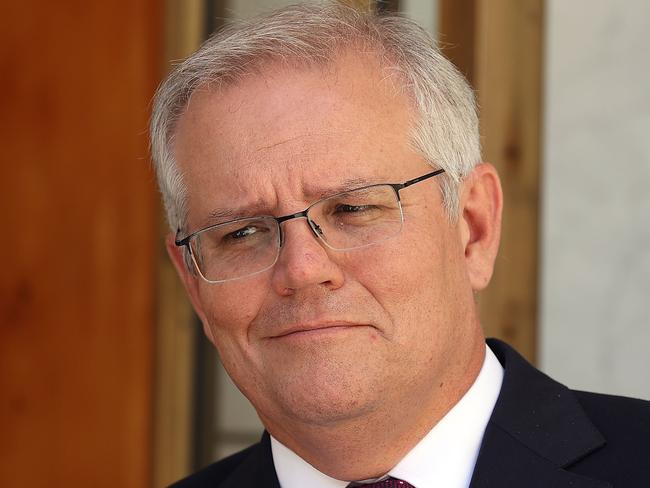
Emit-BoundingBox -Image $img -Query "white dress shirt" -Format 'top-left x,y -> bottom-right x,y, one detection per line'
271,344 -> 504,488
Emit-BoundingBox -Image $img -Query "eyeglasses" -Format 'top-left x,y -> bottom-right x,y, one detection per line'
175,168 -> 445,284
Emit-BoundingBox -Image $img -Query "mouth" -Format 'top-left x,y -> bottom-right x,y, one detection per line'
269,322 -> 369,340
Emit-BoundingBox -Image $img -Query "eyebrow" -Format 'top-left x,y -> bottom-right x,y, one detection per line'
202,175 -> 386,227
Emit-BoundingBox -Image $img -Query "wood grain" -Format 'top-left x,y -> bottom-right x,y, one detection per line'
0,1 -> 162,486
438,0 -> 476,84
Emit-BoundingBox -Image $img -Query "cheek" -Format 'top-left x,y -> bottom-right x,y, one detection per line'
352,223 -> 454,293
197,277 -> 269,345
343,220 -> 465,334
341,238 -> 439,320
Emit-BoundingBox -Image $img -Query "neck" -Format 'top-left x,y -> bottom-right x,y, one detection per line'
262,332 -> 486,481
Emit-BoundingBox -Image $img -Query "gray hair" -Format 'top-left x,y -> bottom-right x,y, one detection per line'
150,1 -> 481,232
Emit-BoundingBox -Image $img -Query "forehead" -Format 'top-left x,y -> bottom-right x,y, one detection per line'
173,53 -> 422,227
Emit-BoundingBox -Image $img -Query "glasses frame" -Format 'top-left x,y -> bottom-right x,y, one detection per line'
175,168 -> 445,283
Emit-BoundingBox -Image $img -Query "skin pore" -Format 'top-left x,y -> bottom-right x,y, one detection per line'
167,51 -> 503,481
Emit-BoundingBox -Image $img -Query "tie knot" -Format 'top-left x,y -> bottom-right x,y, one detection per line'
349,477 -> 415,488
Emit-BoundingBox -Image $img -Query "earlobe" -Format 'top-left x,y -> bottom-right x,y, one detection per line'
459,163 -> 503,291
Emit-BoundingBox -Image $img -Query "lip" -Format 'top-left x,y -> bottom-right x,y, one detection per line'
268,321 -> 368,339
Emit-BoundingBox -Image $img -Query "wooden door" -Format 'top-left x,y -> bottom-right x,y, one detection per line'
0,1 -> 162,486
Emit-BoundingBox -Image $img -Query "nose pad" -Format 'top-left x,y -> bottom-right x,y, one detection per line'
311,221 -> 324,237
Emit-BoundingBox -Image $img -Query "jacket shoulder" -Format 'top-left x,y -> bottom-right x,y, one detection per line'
482,339 -> 650,486
570,390 -> 650,484
168,443 -> 258,488
574,389 -> 650,446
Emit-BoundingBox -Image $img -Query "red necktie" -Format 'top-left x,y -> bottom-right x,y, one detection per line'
348,478 -> 415,488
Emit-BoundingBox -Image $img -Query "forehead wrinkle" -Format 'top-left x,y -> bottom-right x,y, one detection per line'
302,175 -> 385,201
256,133 -> 315,152
199,173 -> 387,229
254,129 -> 354,152
204,201 -> 269,225
200,189 -> 280,227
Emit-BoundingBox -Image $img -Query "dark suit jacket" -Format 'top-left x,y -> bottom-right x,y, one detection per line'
170,339 -> 650,487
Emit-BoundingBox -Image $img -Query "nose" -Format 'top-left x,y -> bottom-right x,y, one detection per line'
270,217 -> 345,295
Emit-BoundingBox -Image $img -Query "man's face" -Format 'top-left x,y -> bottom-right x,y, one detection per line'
170,54 -> 488,433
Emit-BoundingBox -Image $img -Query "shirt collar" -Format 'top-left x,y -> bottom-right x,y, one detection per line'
271,343 -> 504,488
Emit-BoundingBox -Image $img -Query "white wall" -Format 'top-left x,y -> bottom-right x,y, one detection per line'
224,0 -> 297,18
541,0 -> 650,400
400,0 -> 437,34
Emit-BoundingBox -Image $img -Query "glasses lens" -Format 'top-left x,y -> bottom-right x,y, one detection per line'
190,217 -> 280,282
308,185 -> 403,250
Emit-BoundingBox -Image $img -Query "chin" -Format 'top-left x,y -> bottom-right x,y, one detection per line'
266,365 -> 384,427
281,390 -> 377,427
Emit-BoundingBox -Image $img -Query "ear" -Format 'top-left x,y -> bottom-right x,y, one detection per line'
165,233 -> 210,327
458,163 -> 503,291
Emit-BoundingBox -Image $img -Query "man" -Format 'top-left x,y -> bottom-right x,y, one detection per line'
150,3 -> 649,487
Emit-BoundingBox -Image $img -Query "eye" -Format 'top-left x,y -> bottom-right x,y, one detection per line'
334,204 -> 375,214
226,225 -> 265,241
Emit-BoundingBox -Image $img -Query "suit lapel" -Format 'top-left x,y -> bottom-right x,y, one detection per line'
470,340 -> 611,487
220,432 -> 281,488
